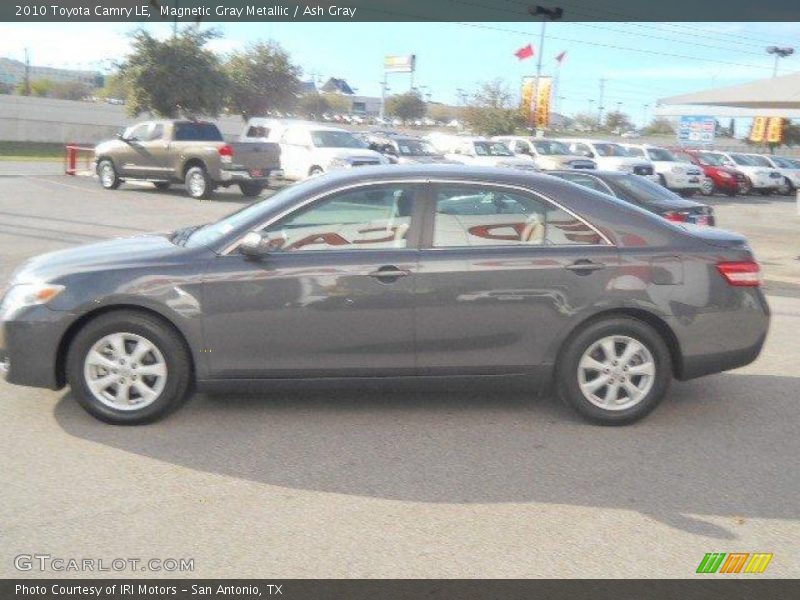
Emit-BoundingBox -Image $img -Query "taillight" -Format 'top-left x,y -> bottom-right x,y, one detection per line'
218,144 -> 234,163
662,211 -> 688,222
716,261 -> 761,287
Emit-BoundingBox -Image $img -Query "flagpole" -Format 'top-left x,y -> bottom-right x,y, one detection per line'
553,60 -> 561,116
534,20 -> 546,137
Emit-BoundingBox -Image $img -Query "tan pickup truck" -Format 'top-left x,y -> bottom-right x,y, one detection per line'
94,120 -> 281,199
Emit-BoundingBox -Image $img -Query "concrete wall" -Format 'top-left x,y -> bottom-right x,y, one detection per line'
0,95 -> 249,145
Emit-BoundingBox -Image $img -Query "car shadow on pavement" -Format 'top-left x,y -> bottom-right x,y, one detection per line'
54,372 -> 799,539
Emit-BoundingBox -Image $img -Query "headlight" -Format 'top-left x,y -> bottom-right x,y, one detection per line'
0,283 -> 65,316
718,171 -> 732,179
328,157 -> 350,169
670,165 -> 684,174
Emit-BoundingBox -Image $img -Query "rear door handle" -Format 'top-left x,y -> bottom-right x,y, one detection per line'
368,265 -> 411,282
565,260 -> 606,274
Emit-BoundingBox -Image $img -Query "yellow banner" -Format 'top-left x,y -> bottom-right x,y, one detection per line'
749,116 -> 768,142
521,76 -> 552,128
766,117 -> 784,143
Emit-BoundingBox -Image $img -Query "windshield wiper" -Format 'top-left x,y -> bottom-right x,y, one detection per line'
170,225 -> 202,246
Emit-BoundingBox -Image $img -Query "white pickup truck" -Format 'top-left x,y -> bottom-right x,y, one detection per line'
621,144 -> 704,196
557,138 -> 657,181
241,119 -> 388,180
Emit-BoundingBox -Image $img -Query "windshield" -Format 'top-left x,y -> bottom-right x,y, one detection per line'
730,153 -> 758,166
697,152 -> 727,167
594,143 -> 629,157
613,173 -> 682,203
646,148 -> 676,162
532,140 -> 570,155
311,130 -> 365,148
773,156 -> 799,168
742,154 -> 772,167
473,141 -> 513,156
396,139 -> 438,156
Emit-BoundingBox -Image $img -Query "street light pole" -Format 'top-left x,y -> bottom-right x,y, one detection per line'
766,46 -> 794,77
528,5 -> 563,136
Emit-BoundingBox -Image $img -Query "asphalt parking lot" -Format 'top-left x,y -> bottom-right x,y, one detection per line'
1,164 -> 799,578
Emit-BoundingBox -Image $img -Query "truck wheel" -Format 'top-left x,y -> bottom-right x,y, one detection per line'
239,182 -> 265,197
777,177 -> 793,196
97,159 -> 121,190
658,174 -> 667,188
66,310 -> 193,425
185,166 -> 213,200
153,182 -> 171,191
556,317 -> 671,425
680,189 -> 697,198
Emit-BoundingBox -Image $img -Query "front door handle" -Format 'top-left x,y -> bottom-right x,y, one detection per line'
368,265 -> 411,283
565,260 -> 606,275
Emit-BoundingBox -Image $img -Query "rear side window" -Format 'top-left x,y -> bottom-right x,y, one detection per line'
246,125 -> 270,138
432,185 -> 604,247
173,122 -> 223,142
556,173 -> 613,195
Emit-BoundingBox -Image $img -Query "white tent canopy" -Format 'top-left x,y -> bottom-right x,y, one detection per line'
657,71 -> 800,112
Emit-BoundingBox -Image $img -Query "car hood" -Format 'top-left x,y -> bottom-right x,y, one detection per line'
597,156 -> 649,167
397,155 -> 459,164
538,155 -> 596,168
8,234 -> 191,284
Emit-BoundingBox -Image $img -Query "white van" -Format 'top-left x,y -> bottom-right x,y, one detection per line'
621,144 -> 704,196
241,119 -> 388,180
557,138 -> 657,181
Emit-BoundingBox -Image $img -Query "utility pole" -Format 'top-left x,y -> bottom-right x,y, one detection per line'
528,5 -> 563,136
642,103 -> 649,128
379,74 -> 388,119
598,78 -> 606,126
22,48 -> 30,96
766,46 -> 794,77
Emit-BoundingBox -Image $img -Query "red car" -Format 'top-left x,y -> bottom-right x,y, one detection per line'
671,148 -> 745,197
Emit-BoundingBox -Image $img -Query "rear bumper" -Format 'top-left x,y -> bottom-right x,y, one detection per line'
668,289 -> 770,380
218,168 -> 283,183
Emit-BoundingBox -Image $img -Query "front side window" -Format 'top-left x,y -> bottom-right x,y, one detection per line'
730,153 -> 756,166
433,185 -> 604,247
533,140 -> 570,155
261,185 -> 416,252
594,143 -> 628,157
124,123 -> 150,141
742,155 -> 771,167
626,147 -> 645,157
646,148 -> 676,162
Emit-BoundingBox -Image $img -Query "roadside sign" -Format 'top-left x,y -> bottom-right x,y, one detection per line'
384,55 -> 416,73
678,115 -> 715,145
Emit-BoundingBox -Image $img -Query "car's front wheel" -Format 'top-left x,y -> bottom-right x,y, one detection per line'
66,311 -> 192,424
97,159 -> 121,190
777,177 -> 793,195
699,177 -> 714,196
738,177 -> 752,195
556,317 -> 671,425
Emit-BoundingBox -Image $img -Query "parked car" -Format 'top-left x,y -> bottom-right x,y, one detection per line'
670,148 -> 744,197
435,137 -> 539,172
550,170 -> 715,226
366,135 -> 457,164
556,138 -> 657,180
740,153 -> 800,196
620,144 -> 703,196
94,120 -> 282,199
241,119 -> 388,180
697,151 -> 782,195
1,165 -> 768,426
492,136 -> 597,170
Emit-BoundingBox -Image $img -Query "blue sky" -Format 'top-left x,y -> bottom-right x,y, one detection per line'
1,21 -> 799,125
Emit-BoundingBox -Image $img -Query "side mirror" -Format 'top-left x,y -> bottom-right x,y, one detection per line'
239,231 -> 271,258
117,132 -> 130,142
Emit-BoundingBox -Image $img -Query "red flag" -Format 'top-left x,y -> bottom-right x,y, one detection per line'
554,51 -> 567,64
514,44 -> 534,60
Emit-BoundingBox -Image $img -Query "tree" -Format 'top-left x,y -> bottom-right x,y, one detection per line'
297,92 -> 330,119
321,93 -> 351,114
18,79 -> 54,97
117,27 -> 228,118
604,110 -> 633,133
571,112 -> 599,132
385,92 -> 426,121
225,41 -> 301,120
97,73 -> 129,102
50,81 -> 92,101
426,103 -> 460,123
643,117 -> 675,135
462,79 -> 522,136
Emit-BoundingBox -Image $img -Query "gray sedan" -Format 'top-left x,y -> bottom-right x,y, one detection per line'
0,165 -> 769,425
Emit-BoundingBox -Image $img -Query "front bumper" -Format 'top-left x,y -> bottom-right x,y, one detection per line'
752,174 -> 781,189
663,172 -> 703,190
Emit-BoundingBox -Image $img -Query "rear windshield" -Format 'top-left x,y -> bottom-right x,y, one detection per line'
174,122 -> 223,141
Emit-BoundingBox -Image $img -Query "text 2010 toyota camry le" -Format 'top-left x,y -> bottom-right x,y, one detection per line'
0,166 -> 769,425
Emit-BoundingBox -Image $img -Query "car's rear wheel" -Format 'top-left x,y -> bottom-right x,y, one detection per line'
97,159 -> 121,190
66,311 -> 192,425
556,317 -> 671,425
777,177 -> 793,195
185,165 -> 214,199
239,182 -> 265,197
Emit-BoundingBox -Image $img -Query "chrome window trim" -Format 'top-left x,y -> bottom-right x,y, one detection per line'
220,177 -> 614,255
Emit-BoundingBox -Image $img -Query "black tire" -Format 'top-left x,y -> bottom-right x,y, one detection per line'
239,182 -> 265,197
738,177 -> 752,195
556,317 -> 672,425
699,178 -> 715,196
680,189 -> 697,198
66,310 -> 193,425
153,182 -> 171,191
185,165 -> 214,200
308,166 -> 324,178
97,158 -> 121,190
759,189 -> 774,196
657,174 -> 667,188
724,188 -> 737,197
778,177 -> 793,196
